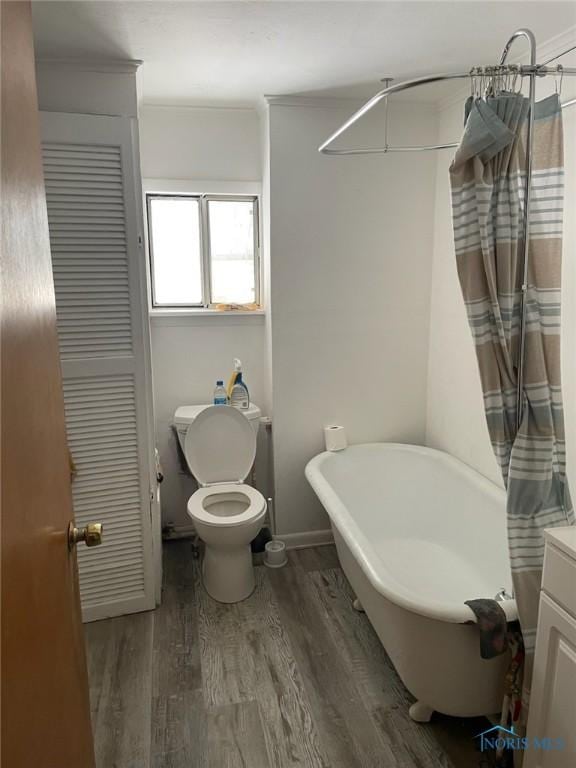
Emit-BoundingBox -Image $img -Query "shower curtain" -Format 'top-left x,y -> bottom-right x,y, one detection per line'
450,92 -> 574,698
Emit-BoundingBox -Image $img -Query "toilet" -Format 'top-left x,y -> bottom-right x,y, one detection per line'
176,404 -> 266,603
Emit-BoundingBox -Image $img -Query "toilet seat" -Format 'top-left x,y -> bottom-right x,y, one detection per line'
183,405 -> 256,486
188,483 -> 266,528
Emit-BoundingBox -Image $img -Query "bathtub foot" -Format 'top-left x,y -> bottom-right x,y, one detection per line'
409,701 -> 434,723
352,598 -> 365,613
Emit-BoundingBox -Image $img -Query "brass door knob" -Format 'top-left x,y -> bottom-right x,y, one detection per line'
68,522 -> 103,550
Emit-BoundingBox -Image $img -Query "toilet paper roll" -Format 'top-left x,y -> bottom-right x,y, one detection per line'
324,425 -> 347,452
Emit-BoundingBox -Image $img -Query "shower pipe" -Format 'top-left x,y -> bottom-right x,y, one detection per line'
319,28 -> 575,431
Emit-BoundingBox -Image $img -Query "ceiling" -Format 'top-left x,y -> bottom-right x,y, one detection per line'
32,1 -> 576,106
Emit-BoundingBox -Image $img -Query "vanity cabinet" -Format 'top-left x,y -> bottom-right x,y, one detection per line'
525,528 -> 576,768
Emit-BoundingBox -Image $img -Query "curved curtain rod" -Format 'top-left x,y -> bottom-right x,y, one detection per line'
317,27 -> 575,433
318,54 -> 576,155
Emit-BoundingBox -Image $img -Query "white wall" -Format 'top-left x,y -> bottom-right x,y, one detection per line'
426,43 -> 576,494
266,99 -> 438,536
139,105 -> 261,181
139,106 -> 265,530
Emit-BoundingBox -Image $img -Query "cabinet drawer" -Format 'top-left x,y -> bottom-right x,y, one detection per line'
542,543 -> 576,619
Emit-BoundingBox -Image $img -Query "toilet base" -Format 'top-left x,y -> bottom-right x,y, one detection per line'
202,544 -> 256,603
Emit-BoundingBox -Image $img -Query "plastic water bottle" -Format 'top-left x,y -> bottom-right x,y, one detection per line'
213,380 -> 228,405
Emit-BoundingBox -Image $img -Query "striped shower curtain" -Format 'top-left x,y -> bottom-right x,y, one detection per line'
450,92 -> 574,689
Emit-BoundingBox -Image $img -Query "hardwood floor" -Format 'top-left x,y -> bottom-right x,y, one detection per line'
84,541 -> 494,768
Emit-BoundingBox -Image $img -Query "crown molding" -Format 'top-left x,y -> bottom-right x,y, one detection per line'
140,102 -> 257,112
264,94 -> 364,109
35,58 -> 143,74
536,25 -> 576,64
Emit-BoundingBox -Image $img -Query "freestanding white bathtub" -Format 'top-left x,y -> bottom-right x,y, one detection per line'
305,442 -> 517,721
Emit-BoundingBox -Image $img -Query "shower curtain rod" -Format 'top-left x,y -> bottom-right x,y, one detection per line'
318,40 -> 576,156
319,28 -> 574,433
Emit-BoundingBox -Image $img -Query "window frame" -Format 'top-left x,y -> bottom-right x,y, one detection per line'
146,192 -> 261,310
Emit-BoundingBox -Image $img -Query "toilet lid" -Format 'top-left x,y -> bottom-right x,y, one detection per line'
183,405 -> 257,486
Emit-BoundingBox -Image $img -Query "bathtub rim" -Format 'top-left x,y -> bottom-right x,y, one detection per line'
305,442 -> 518,625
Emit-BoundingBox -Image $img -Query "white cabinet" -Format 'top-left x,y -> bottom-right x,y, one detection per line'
41,111 -> 159,621
525,528 -> 576,768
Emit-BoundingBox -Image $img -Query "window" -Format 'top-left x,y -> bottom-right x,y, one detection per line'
147,194 -> 260,309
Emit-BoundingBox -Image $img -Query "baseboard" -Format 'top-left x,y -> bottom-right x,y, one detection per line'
273,529 -> 334,550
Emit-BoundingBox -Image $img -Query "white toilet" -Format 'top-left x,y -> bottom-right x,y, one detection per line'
176,404 -> 267,603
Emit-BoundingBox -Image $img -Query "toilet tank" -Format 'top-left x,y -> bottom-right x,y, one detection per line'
173,403 -> 261,454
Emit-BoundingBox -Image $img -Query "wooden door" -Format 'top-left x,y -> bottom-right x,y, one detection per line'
0,3 -> 95,766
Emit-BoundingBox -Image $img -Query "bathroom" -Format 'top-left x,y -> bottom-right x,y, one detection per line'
2,1 -> 576,766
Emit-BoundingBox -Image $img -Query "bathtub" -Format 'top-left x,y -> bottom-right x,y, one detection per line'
305,442 -> 517,721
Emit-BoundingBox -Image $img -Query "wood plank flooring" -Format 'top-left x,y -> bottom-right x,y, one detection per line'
84,541 -> 494,768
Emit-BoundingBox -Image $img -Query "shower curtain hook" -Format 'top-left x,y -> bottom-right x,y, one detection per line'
512,66 -> 519,93
555,65 -> 564,96
484,68 -> 491,99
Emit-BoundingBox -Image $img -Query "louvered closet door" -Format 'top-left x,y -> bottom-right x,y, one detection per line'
41,112 -> 157,622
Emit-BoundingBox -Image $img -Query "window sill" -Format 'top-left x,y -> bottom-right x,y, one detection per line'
149,308 -> 266,327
